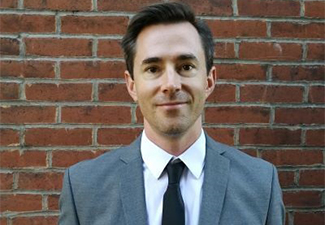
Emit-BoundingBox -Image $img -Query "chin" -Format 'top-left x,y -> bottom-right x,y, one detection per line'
163,128 -> 184,137
159,122 -> 190,137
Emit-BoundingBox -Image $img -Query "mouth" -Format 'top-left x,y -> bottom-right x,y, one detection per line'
156,101 -> 188,110
156,101 -> 187,106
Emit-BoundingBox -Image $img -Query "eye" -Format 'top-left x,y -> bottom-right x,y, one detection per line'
182,64 -> 194,71
145,66 -> 159,74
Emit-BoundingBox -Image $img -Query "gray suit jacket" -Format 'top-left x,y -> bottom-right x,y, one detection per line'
59,134 -> 285,225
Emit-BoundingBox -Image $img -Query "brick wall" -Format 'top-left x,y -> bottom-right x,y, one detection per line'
0,0 -> 324,224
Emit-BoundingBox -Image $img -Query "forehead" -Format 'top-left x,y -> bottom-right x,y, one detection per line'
134,22 -> 205,63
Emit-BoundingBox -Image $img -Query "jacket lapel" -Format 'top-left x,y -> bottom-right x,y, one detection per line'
119,136 -> 148,225
199,135 -> 230,225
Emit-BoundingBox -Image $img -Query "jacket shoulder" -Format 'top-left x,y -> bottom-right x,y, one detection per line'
207,136 -> 273,171
206,135 -> 275,189
68,136 -> 142,179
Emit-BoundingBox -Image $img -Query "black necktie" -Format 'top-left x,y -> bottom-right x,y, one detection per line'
162,160 -> 185,225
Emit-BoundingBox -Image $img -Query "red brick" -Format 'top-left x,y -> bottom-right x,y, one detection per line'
275,108 -> 325,125
204,128 -> 234,145
278,171 -> 295,188
294,212 -> 325,225
25,128 -> 92,146
0,173 -> 13,190
240,85 -> 303,103
306,130 -> 325,147
98,83 -> 132,102
0,129 -> 19,146
307,43 -> 325,61
0,38 -> 19,55
48,195 -> 60,210
262,150 -> 323,166
305,1 -> 325,19
0,61 -> 55,78
283,191 -> 323,208
0,82 -> 19,100
0,15 -> 55,33
0,217 -> 7,225
18,172 -> 63,191
61,106 -> 131,124
0,150 -> 47,168
0,106 -> 56,124
299,170 -> 325,187
98,0 -> 233,16
25,38 -> 92,57
239,42 -> 302,61
97,128 -> 142,145
98,0 -> 161,12
272,65 -> 325,81
52,150 -> 105,167
214,42 -> 235,59
272,22 -> 325,39
205,106 -> 270,124
207,20 -> 266,38
216,64 -> 267,81
0,0 -> 17,8
24,0 -> 91,11
206,84 -> 236,103
309,86 -> 325,103
179,0 -> 233,16
239,128 -> 301,145
0,194 -> 42,212
25,83 -> 92,102
61,61 -> 125,79
238,0 -> 300,17
97,39 -> 123,58
12,216 -> 58,225
61,16 -> 128,35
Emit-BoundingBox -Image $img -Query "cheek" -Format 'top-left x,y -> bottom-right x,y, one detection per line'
188,81 -> 207,97
137,91 -> 153,113
192,85 -> 209,106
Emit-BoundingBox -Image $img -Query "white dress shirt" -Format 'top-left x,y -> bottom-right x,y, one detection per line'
141,130 -> 206,225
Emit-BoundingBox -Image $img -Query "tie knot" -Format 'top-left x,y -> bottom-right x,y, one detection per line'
166,160 -> 185,185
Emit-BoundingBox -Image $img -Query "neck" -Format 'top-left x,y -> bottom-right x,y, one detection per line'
144,118 -> 203,156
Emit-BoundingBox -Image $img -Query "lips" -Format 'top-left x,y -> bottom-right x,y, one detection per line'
156,101 -> 188,106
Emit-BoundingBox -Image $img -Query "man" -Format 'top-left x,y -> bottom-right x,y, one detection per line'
59,2 -> 285,225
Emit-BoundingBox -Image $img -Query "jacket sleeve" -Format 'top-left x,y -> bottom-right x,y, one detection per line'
59,168 -> 80,225
266,165 -> 286,225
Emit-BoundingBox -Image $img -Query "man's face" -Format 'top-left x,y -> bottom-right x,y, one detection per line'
125,22 -> 216,138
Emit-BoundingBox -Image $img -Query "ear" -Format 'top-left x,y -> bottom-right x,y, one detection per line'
205,66 -> 217,99
124,70 -> 138,102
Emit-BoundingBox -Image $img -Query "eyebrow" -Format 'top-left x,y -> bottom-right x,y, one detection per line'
142,57 -> 162,65
176,54 -> 198,62
141,54 -> 198,65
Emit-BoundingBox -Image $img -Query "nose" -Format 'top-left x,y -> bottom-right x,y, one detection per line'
161,67 -> 181,94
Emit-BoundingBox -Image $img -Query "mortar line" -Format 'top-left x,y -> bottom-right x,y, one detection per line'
302,43 -> 308,61
92,0 -> 98,11
266,22 -> 272,38
1,10 -> 325,23
55,13 -> 61,34
232,0 -> 238,16
92,38 -> 98,57
300,0 -> 305,17
18,0 -> 24,9
303,85 -> 310,103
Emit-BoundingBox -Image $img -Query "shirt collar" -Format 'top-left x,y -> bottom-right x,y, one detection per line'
140,129 -> 206,180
